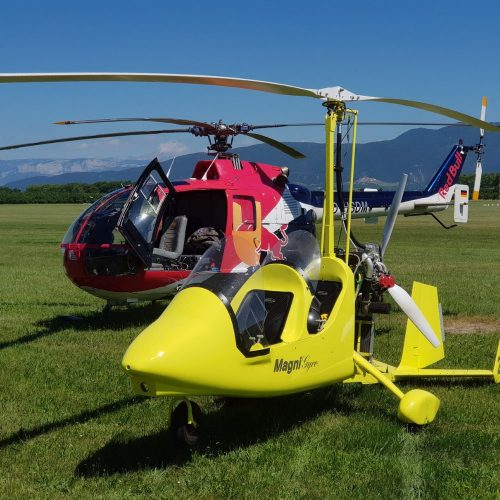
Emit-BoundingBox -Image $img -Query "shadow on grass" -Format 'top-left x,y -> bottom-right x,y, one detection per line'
0,397 -> 144,449
75,386 -> 361,477
0,302 -> 166,351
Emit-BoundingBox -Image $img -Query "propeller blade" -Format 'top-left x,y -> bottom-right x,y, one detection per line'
246,132 -> 305,159
0,128 -> 190,151
381,174 -> 408,257
55,117 -> 212,128
387,284 -> 440,347
0,73 -> 497,131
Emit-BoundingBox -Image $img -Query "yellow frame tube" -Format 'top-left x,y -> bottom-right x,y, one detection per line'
345,110 -> 358,262
321,109 -> 337,258
353,351 -> 404,399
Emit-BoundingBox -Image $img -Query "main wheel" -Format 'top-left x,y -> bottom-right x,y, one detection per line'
170,400 -> 202,446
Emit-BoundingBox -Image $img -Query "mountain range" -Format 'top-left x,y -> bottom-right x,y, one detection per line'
2,125 -> 498,190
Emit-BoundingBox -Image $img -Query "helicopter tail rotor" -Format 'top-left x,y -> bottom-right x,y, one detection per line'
472,96 -> 487,200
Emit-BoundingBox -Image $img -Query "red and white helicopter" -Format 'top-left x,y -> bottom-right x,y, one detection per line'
0,77 -> 486,308
0,116 -> 476,308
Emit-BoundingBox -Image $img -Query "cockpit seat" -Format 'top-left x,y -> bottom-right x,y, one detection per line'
153,215 -> 187,260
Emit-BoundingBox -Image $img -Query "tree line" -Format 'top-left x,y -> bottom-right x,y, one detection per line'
0,174 -> 498,203
458,173 -> 499,200
0,181 -> 131,204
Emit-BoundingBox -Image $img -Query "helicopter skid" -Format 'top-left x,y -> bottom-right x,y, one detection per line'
82,281 -> 181,303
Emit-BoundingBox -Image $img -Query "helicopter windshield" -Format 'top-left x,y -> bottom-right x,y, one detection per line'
61,188 -> 129,245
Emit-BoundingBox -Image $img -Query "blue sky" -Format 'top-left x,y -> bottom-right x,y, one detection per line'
1,0 -> 499,160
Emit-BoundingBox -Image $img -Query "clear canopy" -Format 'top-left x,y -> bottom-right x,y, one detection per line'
182,229 -> 320,301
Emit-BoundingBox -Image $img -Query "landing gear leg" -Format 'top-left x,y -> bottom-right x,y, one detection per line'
353,352 -> 440,425
170,399 -> 202,446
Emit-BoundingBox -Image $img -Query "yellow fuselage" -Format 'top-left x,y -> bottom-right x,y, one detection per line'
122,256 -> 355,397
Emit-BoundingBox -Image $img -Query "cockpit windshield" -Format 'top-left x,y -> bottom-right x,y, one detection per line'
61,188 -> 130,245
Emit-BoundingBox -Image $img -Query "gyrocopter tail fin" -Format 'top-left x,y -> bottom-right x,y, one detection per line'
347,280 -> 499,385
393,281 -> 499,382
398,282 -> 445,369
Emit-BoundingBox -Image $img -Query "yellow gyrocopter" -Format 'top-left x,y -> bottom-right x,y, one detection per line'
1,73 -> 499,443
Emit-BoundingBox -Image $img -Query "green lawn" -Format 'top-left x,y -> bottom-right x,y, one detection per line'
0,203 -> 498,499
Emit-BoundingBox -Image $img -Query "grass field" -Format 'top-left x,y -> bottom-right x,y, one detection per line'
0,203 -> 498,499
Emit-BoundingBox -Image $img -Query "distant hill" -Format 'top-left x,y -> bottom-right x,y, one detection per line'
3,125 -> 499,190
0,158 -> 147,186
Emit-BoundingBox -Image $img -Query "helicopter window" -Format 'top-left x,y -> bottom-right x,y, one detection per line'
126,175 -> 168,244
233,195 -> 255,231
84,246 -> 140,276
235,290 -> 292,351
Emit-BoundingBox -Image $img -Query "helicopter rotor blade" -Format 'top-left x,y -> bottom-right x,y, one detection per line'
381,174 -> 408,257
0,128 -> 190,151
55,117 -> 213,129
387,284 -> 440,347
1,73 -> 498,132
246,132 -> 305,159
473,96 -> 487,200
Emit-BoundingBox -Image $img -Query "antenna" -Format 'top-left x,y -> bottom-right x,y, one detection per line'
166,156 -> 176,177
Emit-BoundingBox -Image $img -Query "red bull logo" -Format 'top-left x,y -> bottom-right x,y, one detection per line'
257,223 -> 289,260
438,151 -> 464,199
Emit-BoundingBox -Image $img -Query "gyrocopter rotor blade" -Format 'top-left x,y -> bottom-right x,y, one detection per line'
381,174 -> 408,257
386,285 -> 441,347
0,128 -> 190,151
1,72 -> 498,131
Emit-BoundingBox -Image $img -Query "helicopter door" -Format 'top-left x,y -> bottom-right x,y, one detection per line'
117,158 -> 176,267
231,195 -> 262,265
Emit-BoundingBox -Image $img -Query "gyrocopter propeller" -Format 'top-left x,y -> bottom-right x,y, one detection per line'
348,173 -> 440,348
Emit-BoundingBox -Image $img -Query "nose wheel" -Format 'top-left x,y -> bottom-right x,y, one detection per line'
170,399 -> 202,446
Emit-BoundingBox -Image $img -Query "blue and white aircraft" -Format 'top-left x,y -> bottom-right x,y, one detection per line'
289,142 -> 471,226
